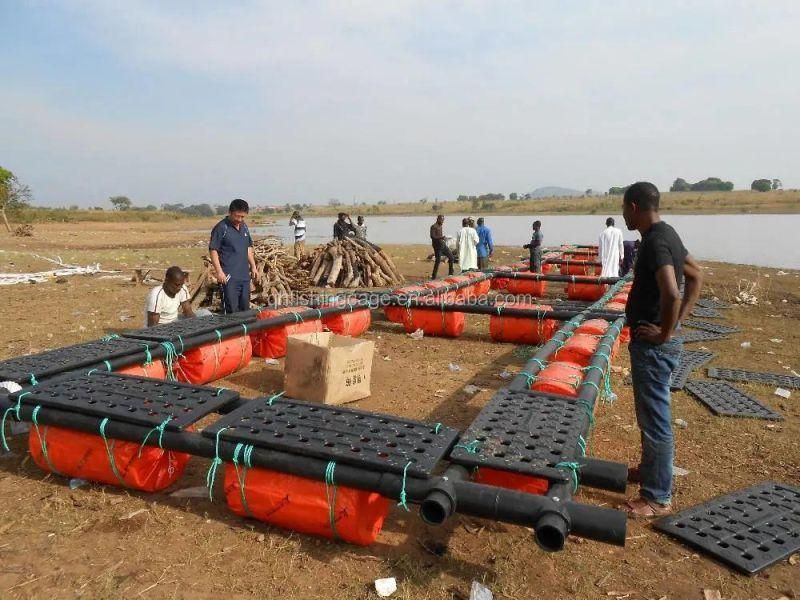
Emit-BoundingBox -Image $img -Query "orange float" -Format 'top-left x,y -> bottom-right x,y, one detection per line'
251,307 -> 324,358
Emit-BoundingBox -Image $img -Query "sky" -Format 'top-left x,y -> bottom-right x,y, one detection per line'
1,1 -> 798,208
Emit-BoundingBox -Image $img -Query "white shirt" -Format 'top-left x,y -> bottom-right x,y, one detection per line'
456,226 -> 480,271
289,218 -> 306,241
598,226 -> 624,277
144,284 -> 190,326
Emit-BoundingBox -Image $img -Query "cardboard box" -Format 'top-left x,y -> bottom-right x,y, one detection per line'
284,332 -> 374,405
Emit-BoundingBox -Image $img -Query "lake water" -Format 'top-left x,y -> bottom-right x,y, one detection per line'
253,214 -> 800,269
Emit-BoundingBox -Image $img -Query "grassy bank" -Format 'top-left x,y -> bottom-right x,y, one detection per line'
6,190 -> 798,226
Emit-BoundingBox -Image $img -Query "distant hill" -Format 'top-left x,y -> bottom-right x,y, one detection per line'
529,186 -> 585,198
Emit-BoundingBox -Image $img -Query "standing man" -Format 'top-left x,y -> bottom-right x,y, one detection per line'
456,217 -> 479,272
209,199 -> 258,314
430,214 -> 454,279
353,215 -> 368,240
333,213 -> 356,240
476,217 -> 493,270
289,211 -> 306,258
598,217 -> 625,277
523,220 -> 543,272
621,182 -> 703,517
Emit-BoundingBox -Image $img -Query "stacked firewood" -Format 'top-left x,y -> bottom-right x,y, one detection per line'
305,238 -> 404,288
192,237 -> 311,309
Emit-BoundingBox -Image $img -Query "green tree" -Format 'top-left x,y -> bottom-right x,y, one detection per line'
509,192 -> 518,201
751,179 -> 772,192
0,166 -> 33,233
772,178 -> 782,190
608,186 -> 629,195
670,178 -> 691,192
109,195 -> 132,211
689,177 -> 733,192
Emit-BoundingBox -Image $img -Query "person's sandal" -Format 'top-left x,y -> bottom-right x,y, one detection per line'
620,497 -> 672,519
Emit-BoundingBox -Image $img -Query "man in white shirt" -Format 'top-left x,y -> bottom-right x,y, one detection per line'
144,267 -> 196,327
289,211 -> 307,258
456,217 -> 480,272
598,217 -> 625,277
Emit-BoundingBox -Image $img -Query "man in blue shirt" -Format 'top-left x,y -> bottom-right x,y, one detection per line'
209,199 -> 258,313
475,217 -> 493,270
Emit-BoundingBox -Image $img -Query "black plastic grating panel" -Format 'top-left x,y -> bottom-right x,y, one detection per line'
692,307 -> 723,319
10,372 -> 239,430
122,311 -> 257,342
684,380 -> 783,421
707,367 -> 800,390
448,389 -> 590,481
0,337 -> 153,384
696,298 -> 731,310
202,397 -> 459,478
683,319 -> 740,335
654,481 -> 800,575
670,351 -> 715,391
674,329 -> 729,344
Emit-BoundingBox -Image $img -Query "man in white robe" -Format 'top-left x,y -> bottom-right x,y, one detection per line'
456,218 -> 479,272
598,217 -> 624,277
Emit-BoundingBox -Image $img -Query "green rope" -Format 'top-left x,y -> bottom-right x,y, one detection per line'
205,427 -> 228,502
101,334 -> 120,342
104,360 -> 112,372
215,329 -> 222,343
324,461 -> 340,539
32,405 -> 61,474
265,391 -> 285,406
433,423 -> 442,434
397,461 -> 413,511
575,399 -> 595,426
29,374 -> 38,386
160,341 -> 180,381
137,416 -> 171,458
177,336 -> 185,354
530,357 -> 547,371
216,387 -> 227,396
142,344 -> 153,366
454,439 -> 480,454
555,461 -> 581,492
577,434 -> 587,457
241,323 -> 248,336
232,443 -> 254,517
1,391 -> 31,452
99,418 -> 127,486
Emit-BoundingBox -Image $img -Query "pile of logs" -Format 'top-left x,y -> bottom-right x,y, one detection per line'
192,237 -> 311,309
305,238 -> 404,288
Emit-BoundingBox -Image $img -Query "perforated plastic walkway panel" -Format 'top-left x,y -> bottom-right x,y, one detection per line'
202,397 -> 459,478
654,481 -> 800,575
696,298 -> 731,310
9,372 -> 239,430
0,337 -> 153,384
448,389 -> 590,481
670,351 -> 715,391
683,320 -> 740,335
691,307 -> 723,319
675,329 -> 729,344
684,380 -> 783,421
123,312 -> 257,342
707,367 -> 800,390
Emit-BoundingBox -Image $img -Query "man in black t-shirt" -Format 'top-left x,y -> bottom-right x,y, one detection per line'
621,182 -> 703,518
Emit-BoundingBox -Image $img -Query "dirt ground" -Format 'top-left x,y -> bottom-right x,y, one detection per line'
0,222 -> 798,600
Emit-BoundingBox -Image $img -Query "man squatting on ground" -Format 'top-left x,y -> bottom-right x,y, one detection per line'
144,266 -> 195,327
209,199 -> 258,314
621,182 -> 703,518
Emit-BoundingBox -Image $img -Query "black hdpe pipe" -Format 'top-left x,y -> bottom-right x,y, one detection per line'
380,300 -> 623,322
490,272 -> 622,285
0,400 -> 626,550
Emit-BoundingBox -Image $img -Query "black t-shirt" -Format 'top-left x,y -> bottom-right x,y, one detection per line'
625,221 -> 688,327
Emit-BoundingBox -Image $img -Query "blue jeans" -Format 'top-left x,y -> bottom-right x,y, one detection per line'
629,336 -> 682,504
221,278 -> 250,314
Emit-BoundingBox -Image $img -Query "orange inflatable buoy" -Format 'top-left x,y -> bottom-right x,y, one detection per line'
444,275 -> 475,300
575,319 -> 609,337
554,333 -> 600,367
251,307 -> 324,358
177,335 -> 252,384
223,465 -> 390,546
322,307 -> 371,337
560,262 -> 598,276
489,302 -> 556,345
503,278 -> 547,297
117,360 -> 167,380
464,272 -> 491,296
29,425 -> 189,491
384,286 -> 428,323
473,467 -> 549,496
401,309 -> 465,338
423,280 -> 457,302
566,282 -> 607,301
529,361 -> 584,397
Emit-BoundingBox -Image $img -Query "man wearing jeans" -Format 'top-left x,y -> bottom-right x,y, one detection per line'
621,182 -> 703,517
209,199 -> 258,314
430,214 -> 455,279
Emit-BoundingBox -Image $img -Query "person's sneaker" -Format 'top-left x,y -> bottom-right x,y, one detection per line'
620,497 -> 672,519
